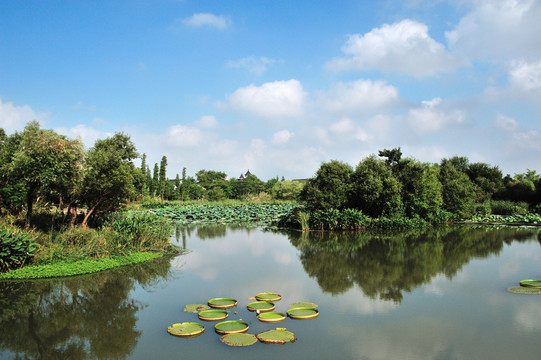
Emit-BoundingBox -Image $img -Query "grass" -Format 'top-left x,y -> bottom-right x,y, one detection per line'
0,251 -> 163,280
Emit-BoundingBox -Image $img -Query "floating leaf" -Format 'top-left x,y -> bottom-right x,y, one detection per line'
215,320 -> 249,335
519,279 -> 541,288
256,328 -> 295,344
289,301 -> 318,309
183,304 -> 210,313
167,322 -> 205,337
255,292 -> 282,302
508,286 -> 541,295
257,312 -> 286,323
220,333 -> 258,347
247,301 -> 275,312
287,307 -> 319,319
198,309 -> 229,321
208,297 -> 237,309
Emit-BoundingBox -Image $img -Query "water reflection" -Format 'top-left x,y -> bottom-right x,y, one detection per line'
287,226 -> 539,302
0,256 -> 172,360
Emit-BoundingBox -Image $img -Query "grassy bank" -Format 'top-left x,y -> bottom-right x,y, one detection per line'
0,252 -> 164,280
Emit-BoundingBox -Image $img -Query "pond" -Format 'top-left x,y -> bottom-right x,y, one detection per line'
1,225 -> 541,359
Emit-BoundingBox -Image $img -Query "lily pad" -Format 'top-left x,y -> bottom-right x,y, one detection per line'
519,279 -> 541,288
220,333 -> 258,347
255,292 -> 282,302
167,322 -> 205,337
247,301 -> 275,312
183,304 -> 210,313
287,307 -> 319,319
508,286 -> 541,294
215,320 -> 249,335
198,309 -> 229,321
289,301 -> 318,309
256,328 -> 295,344
257,311 -> 286,323
208,297 -> 237,309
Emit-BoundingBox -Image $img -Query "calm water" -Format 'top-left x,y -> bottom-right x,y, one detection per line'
1,225 -> 541,360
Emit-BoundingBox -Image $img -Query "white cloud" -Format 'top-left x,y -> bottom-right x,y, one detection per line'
271,129 -> 293,144
243,139 -> 265,170
181,13 -> 231,29
514,130 -> 541,151
226,56 -> 277,75
509,59 -> 541,92
194,115 -> 218,128
0,98 -> 44,134
495,113 -> 519,131
166,124 -> 203,147
55,124 -> 111,148
446,0 -> 541,59
227,79 -> 306,118
318,79 -> 399,114
407,98 -> 465,133
327,19 -> 461,77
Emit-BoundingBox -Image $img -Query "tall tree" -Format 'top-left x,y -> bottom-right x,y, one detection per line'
150,163 -> 159,196
80,133 -> 138,228
159,156 -> 167,200
300,160 -> 353,210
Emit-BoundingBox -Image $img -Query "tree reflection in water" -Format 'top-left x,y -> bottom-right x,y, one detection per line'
288,226 -> 538,303
0,256 -> 172,360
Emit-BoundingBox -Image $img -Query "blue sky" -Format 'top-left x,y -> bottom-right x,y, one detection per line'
1,0 -> 540,180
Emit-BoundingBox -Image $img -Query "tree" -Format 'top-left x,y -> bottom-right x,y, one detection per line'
159,156 -> 167,200
300,160 -> 353,210
6,121 -> 84,219
349,155 -> 403,217
174,174 -> 181,200
439,158 -> 478,218
196,169 -> 230,200
467,162 -> 504,201
271,180 -> 305,200
378,147 -> 402,170
80,133 -> 138,228
150,163 -> 159,196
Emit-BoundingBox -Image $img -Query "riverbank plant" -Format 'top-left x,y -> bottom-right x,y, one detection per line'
0,224 -> 38,271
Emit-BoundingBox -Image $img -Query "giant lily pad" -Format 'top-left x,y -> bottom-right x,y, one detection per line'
247,301 -> 275,312
255,292 -> 282,302
287,307 -> 319,319
183,304 -> 210,313
215,320 -> 249,335
167,322 -> 204,337
519,279 -> 541,288
256,328 -> 295,344
508,286 -> 541,294
208,297 -> 237,309
289,301 -> 317,309
220,333 -> 258,347
257,311 -> 286,323
198,309 -> 229,321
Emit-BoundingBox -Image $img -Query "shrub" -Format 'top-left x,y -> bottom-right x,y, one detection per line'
490,200 -> 528,215
0,226 -> 38,272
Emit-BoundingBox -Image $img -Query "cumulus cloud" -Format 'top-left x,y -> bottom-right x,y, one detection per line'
329,118 -> 370,142
495,113 -> 519,131
166,124 -> 203,147
272,129 -> 293,144
227,79 -> 306,118
407,98 -> 465,133
0,98 -> 44,134
318,79 -> 399,114
55,124 -> 112,148
509,59 -> 541,92
327,19 -> 461,77
226,56 -> 277,75
194,115 -> 218,128
179,13 -> 231,30
446,0 -> 541,60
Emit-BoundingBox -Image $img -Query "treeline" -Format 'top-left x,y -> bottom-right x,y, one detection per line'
287,148 -> 541,230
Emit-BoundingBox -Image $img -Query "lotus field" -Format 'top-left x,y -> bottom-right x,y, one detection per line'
144,203 -> 300,226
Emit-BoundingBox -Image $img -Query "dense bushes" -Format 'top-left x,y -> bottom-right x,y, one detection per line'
0,225 -> 37,271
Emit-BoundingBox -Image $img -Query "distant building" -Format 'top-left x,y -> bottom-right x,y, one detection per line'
238,170 -> 252,181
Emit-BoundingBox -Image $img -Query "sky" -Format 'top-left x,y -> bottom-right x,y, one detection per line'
1,0 -> 540,180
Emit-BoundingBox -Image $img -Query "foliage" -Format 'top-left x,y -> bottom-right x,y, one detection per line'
468,213 -> 541,225
0,252 -> 163,279
439,158 -> 478,218
0,225 -> 38,272
300,160 -> 353,210
490,200 -> 529,215
271,180 -> 305,200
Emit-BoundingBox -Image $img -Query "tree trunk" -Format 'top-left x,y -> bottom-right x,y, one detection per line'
81,199 -> 102,229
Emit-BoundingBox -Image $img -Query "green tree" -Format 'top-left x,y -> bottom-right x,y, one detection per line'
349,155 -> 403,217
80,133 -> 138,228
467,162 -> 504,201
271,180 -> 305,200
230,174 -> 265,199
300,160 -> 353,210
196,169 -> 230,200
150,163 -> 159,196
159,156 -> 167,200
181,167 -> 188,201
439,158 -> 478,218
174,174 -> 181,200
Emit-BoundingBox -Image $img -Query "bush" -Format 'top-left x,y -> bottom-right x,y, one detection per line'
490,200 -> 528,215
0,226 -> 38,272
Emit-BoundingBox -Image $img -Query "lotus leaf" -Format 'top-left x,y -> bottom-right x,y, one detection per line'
508,286 -> 541,294
289,301 -> 318,309
247,301 -> 275,312
208,297 -> 237,309
287,307 -> 319,319
519,279 -> 541,288
183,304 -> 210,313
220,333 -> 258,347
255,292 -> 282,302
257,312 -> 286,323
256,328 -> 295,344
214,320 -> 249,335
167,322 -> 204,337
198,309 -> 229,321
